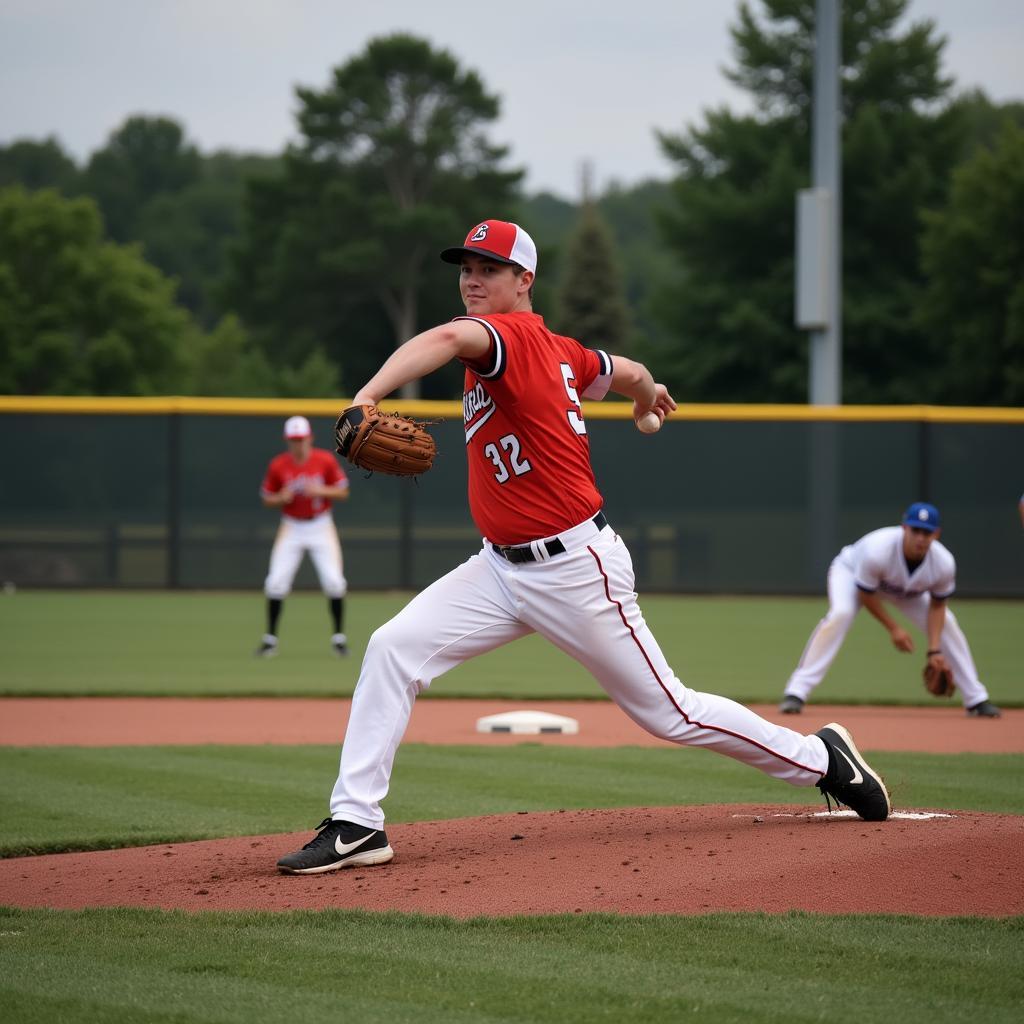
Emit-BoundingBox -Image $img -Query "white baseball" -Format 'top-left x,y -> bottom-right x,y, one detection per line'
636,411 -> 661,434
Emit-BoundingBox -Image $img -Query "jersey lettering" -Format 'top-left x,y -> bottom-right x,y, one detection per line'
464,381 -> 498,443
464,382 -> 493,420
560,362 -> 587,436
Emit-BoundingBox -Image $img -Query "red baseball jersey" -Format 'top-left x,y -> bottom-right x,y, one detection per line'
260,448 -> 348,520
457,311 -> 613,545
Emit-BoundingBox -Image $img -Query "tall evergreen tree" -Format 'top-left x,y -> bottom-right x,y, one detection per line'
652,0 -> 960,402
555,201 -> 630,352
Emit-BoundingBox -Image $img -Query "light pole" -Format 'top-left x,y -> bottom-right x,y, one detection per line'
796,0 -> 842,405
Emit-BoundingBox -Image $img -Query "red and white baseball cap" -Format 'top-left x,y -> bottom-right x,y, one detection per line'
283,415 -> 312,439
440,220 -> 538,274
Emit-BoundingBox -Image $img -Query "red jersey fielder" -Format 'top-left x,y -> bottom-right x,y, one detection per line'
257,416 -> 350,658
277,220 -> 893,874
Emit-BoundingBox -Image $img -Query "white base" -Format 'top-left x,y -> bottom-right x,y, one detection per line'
476,710 -> 580,735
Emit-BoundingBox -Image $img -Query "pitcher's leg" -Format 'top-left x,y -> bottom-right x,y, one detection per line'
783,562 -> 859,702
524,535 -> 828,786
330,554 -> 530,827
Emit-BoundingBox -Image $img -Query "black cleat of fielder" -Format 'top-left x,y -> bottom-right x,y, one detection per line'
815,723 -> 891,822
254,636 -> 278,658
778,695 -> 805,714
277,817 -> 394,874
966,700 -> 1001,718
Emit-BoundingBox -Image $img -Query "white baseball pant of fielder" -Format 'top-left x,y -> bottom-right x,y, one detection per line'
264,513 -> 347,600
330,515 -> 829,828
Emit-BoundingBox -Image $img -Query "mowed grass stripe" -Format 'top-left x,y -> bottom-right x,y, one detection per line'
0,908 -> 1021,1024
1,744 -> 1021,856
1,590 -> 1021,704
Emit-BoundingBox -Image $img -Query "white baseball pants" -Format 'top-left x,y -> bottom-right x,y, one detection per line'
784,559 -> 989,708
330,516 -> 828,828
264,513 -> 347,600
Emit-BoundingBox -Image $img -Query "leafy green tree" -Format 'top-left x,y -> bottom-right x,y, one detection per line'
225,34 -> 523,398
0,137 -> 79,192
946,89 -> 1024,163
185,315 -> 341,397
137,151 -> 281,326
653,0 -> 961,402
0,187 -> 192,394
554,203 -> 630,351
80,116 -> 201,241
917,122 -> 1024,405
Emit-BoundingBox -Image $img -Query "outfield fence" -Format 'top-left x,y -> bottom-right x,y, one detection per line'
1,397 -> 1021,596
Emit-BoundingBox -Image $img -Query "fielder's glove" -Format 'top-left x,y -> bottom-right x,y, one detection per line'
923,660 -> 955,698
334,404 -> 437,477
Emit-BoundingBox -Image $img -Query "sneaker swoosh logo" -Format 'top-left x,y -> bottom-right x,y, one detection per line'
334,833 -> 374,857
836,748 -> 863,785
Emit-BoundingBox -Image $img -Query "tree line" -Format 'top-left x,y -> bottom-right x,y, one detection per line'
1,0 -> 1021,404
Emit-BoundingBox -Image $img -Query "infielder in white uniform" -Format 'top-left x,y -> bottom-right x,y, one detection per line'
779,502 -> 1001,717
257,415 -> 350,658
278,219 -> 892,875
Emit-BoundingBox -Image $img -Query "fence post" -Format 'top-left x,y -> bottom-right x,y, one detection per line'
807,419 -> 839,589
399,481 -> 414,589
167,412 -> 181,588
917,418 -> 931,502
106,523 -> 119,585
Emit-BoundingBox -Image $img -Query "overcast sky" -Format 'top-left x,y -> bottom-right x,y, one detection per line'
2,0 -> 1021,198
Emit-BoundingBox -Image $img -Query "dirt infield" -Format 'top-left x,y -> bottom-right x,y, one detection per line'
3,697 -> 1022,752
2,698 -> 1021,917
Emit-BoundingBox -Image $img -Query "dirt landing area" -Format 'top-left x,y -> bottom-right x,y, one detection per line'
2,698 -> 1021,752
2,806 -> 1020,918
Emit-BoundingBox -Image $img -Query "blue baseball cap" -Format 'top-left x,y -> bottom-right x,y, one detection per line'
902,502 -> 941,532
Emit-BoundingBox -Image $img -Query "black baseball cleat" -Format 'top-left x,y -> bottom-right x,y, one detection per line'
331,633 -> 348,657
966,700 -> 1001,718
778,695 -> 805,714
815,723 -> 891,822
277,817 -> 394,874
254,636 -> 278,658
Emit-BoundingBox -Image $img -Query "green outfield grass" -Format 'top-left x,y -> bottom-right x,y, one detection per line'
1,589 -> 1021,704
2,744 -> 1021,857
1,907 -> 1020,1024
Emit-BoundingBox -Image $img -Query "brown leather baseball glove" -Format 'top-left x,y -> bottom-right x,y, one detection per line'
923,661 -> 955,697
334,404 -> 436,477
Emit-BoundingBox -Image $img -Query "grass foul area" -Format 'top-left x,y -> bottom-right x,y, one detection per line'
1,589 -> 1021,705
0,908 -> 1021,1024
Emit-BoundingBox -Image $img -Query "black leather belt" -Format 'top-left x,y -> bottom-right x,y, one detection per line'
491,511 -> 607,563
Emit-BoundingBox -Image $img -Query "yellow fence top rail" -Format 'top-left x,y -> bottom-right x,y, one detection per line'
0,395 -> 1022,423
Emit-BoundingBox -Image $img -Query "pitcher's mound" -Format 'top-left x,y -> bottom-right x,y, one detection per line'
2,805 -> 1019,917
